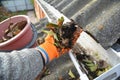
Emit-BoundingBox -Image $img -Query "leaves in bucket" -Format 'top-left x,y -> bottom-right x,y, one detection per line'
0,20 -> 27,43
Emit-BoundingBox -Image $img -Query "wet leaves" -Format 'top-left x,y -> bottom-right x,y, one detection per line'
76,53 -> 111,79
43,17 -> 81,54
0,20 -> 27,43
68,70 -> 76,79
83,60 -> 98,72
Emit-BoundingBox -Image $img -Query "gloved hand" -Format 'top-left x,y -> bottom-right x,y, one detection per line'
36,34 -> 59,64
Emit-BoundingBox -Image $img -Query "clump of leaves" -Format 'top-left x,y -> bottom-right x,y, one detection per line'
76,53 -> 111,80
43,17 -> 81,52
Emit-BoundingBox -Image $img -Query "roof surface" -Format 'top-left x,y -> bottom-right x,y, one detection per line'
40,0 -> 120,49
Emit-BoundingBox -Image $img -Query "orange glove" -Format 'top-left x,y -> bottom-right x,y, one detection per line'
36,35 -> 59,64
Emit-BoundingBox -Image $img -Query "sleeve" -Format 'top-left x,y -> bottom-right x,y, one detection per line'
0,48 -> 44,80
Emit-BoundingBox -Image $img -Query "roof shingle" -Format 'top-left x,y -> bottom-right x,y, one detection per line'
39,0 -> 120,49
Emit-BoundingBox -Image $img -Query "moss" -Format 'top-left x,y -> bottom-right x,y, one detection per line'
0,7 -> 27,22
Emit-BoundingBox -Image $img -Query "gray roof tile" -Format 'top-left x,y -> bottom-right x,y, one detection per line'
71,0 -> 112,27
85,2 -> 120,48
55,0 -> 73,11
61,0 -> 90,18
50,0 -> 64,6
46,0 -> 54,3
41,0 -> 120,49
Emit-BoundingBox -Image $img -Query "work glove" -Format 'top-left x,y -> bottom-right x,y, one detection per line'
36,27 -> 82,64
36,34 -> 59,64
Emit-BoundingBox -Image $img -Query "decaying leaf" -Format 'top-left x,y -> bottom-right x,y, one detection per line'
44,68 -> 51,75
83,59 -> 93,64
57,16 -> 64,27
42,30 -> 59,41
83,59 -> 98,72
68,70 -> 75,78
85,63 -> 95,67
46,23 -> 58,28
89,65 -> 98,72
97,60 -> 108,69
97,71 -> 103,76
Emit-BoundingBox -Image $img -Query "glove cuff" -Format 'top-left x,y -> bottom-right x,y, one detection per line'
36,46 -> 49,64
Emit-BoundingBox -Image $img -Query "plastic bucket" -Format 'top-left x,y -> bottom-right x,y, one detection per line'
0,15 -> 37,51
24,24 -> 38,49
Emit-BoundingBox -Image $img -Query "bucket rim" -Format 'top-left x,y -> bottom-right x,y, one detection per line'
0,23 -> 38,52
24,24 -> 38,48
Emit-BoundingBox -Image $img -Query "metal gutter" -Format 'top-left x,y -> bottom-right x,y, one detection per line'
36,0 -> 51,22
36,0 -> 120,80
37,0 -> 70,23
69,50 -> 89,80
